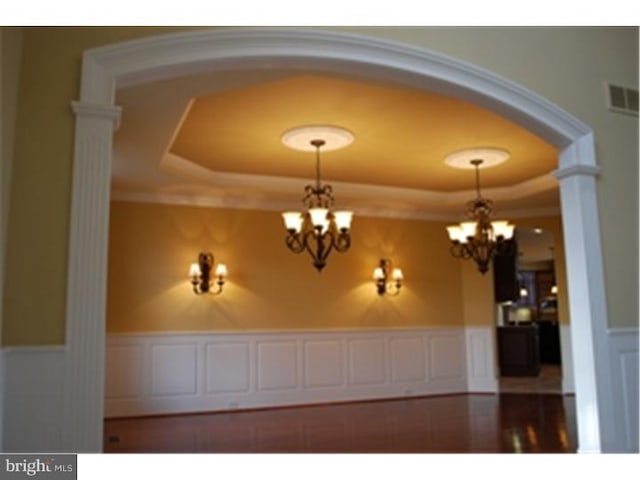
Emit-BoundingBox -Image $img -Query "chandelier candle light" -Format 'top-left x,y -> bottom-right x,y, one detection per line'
445,149 -> 515,274
281,126 -> 354,272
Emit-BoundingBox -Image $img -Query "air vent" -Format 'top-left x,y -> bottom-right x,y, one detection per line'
606,83 -> 638,116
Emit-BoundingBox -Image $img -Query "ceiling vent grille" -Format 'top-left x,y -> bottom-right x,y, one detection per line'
606,83 -> 638,116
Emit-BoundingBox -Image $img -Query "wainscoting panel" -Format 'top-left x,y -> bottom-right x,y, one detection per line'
390,337 -> 426,383
205,342 -> 250,394
348,338 -> 387,386
609,328 -> 639,453
302,340 -> 343,388
465,328 -> 498,392
151,343 -> 198,396
256,341 -> 298,391
428,334 -> 465,380
105,328 -> 470,418
105,344 -> 144,399
1,346 -> 67,452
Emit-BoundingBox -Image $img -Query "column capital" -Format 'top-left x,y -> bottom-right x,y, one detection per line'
71,101 -> 122,129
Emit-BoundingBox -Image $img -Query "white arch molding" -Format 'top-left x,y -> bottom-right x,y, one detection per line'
68,29 -> 613,452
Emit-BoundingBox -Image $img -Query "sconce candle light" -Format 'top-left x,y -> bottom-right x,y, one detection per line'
189,252 -> 227,295
373,259 -> 403,296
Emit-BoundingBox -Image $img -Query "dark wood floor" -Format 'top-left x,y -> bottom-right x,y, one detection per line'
104,393 -> 577,453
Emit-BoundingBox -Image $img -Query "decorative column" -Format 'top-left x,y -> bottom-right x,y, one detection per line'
62,101 -> 121,452
554,133 -> 616,453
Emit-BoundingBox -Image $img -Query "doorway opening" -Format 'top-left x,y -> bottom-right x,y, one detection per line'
64,28 -> 609,453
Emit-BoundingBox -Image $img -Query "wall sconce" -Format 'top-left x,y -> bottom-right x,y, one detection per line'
373,259 -> 403,296
189,252 -> 227,295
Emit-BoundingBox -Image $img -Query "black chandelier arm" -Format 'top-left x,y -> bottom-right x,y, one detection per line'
303,228 -> 334,271
333,230 -> 351,253
465,238 -> 496,275
285,231 -> 306,254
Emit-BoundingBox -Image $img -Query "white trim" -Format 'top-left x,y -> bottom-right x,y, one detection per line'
465,327 -> 499,393
148,151 -> 561,221
559,324 -> 575,394
608,328 -> 639,453
110,189 -> 561,222
0,27 -> 609,453
1,346 -> 68,452
555,137 -> 616,453
105,328 -> 468,418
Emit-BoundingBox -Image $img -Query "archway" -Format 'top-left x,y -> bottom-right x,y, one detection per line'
67,28 -> 612,452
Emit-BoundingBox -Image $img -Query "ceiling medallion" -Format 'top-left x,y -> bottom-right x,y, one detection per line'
445,148 -> 515,274
444,147 -> 510,170
281,125 -> 354,152
281,125 -> 354,272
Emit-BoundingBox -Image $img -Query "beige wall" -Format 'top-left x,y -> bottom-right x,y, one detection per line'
107,201 -> 465,333
2,27 -> 189,345
2,26 -> 636,345
0,27 -> 24,345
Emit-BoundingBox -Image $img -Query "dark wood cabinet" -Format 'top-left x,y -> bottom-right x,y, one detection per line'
537,321 -> 561,364
493,240 -> 518,303
497,325 -> 541,376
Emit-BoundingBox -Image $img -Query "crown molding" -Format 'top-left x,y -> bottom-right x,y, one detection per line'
110,188 -> 560,222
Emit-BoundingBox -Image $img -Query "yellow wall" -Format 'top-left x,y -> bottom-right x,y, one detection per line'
107,201 -> 465,333
461,260 -> 495,328
2,27 -> 636,345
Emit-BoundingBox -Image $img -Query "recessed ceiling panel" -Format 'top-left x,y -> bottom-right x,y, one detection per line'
169,74 -> 558,192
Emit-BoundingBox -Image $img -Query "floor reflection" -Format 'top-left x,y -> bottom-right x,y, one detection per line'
105,393 -> 577,453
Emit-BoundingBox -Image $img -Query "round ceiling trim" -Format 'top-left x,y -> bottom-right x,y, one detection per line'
444,147 -> 510,169
281,125 -> 354,152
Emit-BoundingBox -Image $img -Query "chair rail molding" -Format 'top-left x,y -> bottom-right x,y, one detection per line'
1,27 -> 615,453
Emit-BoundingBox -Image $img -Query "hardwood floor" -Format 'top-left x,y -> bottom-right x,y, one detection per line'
104,393 -> 576,453
499,364 -> 563,394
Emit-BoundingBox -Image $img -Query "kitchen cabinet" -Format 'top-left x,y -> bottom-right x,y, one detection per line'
497,325 -> 541,376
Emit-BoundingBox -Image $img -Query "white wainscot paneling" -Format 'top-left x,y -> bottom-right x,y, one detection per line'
303,340 -> 343,388
609,329 -> 639,453
105,344 -> 144,398
348,338 -> 387,385
390,337 -> 425,383
1,347 -> 67,452
104,328 -> 471,418
257,341 -> 298,391
429,334 -> 465,380
151,344 -> 198,396
423,331 -> 468,396
465,328 -> 498,393
206,342 -> 250,394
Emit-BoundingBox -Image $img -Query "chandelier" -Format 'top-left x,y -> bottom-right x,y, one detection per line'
445,152 -> 515,274
281,126 -> 354,272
